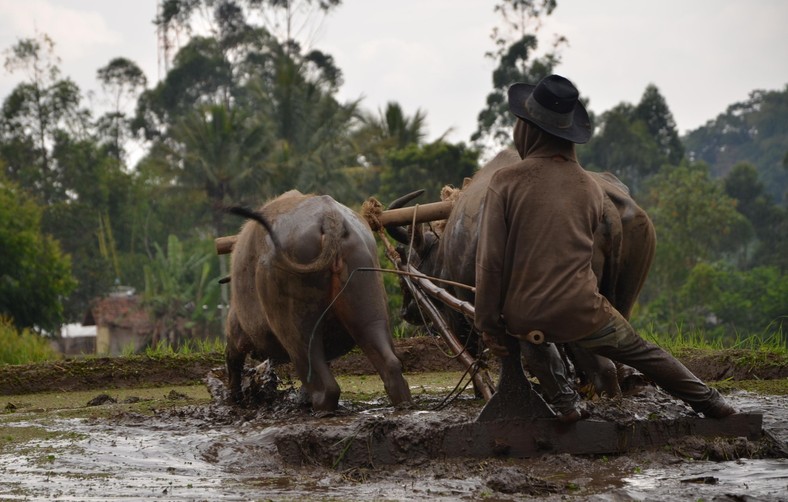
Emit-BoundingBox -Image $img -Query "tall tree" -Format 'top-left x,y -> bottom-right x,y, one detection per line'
579,103 -> 661,195
167,103 -> 272,237
1,33 -> 90,204
359,102 -> 427,155
133,36 -> 235,141
472,0 -> 564,155
633,84 -> 684,166
684,85 -> 788,204
131,30 -> 263,254
724,162 -> 788,270
242,38 -> 360,203
154,0 -> 342,65
138,4 -> 360,229
351,102 -> 429,196
643,161 -> 751,298
380,140 -> 479,205
1,34 -> 146,323
96,57 -> 148,163
579,85 -> 683,196
41,133 -> 141,320
0,173 -> 76,332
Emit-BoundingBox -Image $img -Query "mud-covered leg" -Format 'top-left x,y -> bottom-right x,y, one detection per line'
225,310 -> 248,404
566,344 -> 621,398
351,319 -> 412,406
519,341 -> 584,419
290,328 -> 342,412
225,346 -> 246,403
577,312 -> 736,418
330,255 -> 411,406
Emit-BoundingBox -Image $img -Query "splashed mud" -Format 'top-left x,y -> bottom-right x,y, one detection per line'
1,369 -> 786,501
2,338 -> 787,500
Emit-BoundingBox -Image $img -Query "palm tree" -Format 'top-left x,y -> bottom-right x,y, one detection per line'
246,44 -> 362,203
169,103 -> 273,237
356,102 -> 428,165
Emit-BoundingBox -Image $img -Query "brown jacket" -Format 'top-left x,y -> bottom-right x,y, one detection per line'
474,121 -> 613,343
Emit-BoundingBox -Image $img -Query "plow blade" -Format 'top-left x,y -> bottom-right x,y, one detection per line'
273,412 -> 767,466
442,413 -> 764,458
476,336 -> 555,422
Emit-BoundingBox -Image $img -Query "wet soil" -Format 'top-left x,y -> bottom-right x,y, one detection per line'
680,348 -> 788,382
0,337 -> 466,396
1,382 -> 787,501
1,337 -> 787,501
1,336 -> 786,396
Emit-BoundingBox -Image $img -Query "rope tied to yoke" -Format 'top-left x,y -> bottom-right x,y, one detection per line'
361,197 -> 385,232
321,190 -> 494,401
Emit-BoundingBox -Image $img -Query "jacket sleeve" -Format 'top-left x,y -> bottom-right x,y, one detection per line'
474,186 -> 507,337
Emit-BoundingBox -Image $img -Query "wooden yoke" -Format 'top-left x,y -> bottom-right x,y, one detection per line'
214,199 -> 453,255
215,235 -> 237,255
373,199 -> 452,228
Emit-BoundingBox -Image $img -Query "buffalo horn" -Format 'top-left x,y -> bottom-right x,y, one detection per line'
385,189 -> 426,244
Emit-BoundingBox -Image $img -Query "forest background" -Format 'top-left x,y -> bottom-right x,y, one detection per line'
1,0 -> 786,349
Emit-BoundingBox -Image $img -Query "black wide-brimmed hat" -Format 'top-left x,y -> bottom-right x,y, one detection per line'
507,74 -> 592,144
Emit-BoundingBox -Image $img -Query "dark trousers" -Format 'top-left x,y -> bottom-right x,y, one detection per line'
574,311 -> 723,412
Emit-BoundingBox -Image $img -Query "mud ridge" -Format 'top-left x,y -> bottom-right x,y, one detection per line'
1,337 -> 786,396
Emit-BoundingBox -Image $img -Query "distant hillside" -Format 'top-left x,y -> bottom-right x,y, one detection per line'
683,85 -> 788,205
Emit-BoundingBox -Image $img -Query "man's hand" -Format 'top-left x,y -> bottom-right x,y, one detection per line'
482,331 -> 510,357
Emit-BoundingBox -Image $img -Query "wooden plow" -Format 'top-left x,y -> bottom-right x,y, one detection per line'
216,197 -> 767,457
361,198 -> 767,455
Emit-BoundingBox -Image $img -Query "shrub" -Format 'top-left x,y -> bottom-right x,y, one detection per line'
637,262 -> 787,343
0,316 -> 59,365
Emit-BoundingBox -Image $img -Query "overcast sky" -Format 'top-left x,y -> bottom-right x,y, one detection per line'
1,0 -> 787,145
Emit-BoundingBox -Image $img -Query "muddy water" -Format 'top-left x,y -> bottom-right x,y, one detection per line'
615,391 -> 788,502
1,390 -> 786,501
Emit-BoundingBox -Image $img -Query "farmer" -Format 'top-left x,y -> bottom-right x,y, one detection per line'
474,74 -> 736,423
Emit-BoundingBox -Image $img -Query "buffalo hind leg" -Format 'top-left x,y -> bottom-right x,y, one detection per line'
225,312 -> 250,404
225,343 -> 246,404
351,319 -> 412,406
290,331 -> 342,412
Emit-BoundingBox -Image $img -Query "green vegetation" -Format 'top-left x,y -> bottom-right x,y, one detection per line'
684,87 -> 788,204
140,338 -> 225,358
472,0 -> 563,151
337,371 -> 470,401
142,235 -> 221,347
641,323 -> 787,355
577,76 -> 787,343
1,327 -> 223,366
0,375 -> 469,434
0,316 -> 59,365
0,176 -> 76,333
0,1 -> 785,353
380,141 -> 479,206
0,426 -> 87,450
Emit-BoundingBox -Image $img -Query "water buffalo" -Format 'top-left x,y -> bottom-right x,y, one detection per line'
225,190 -> 412,411
387,149 -> 656,394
